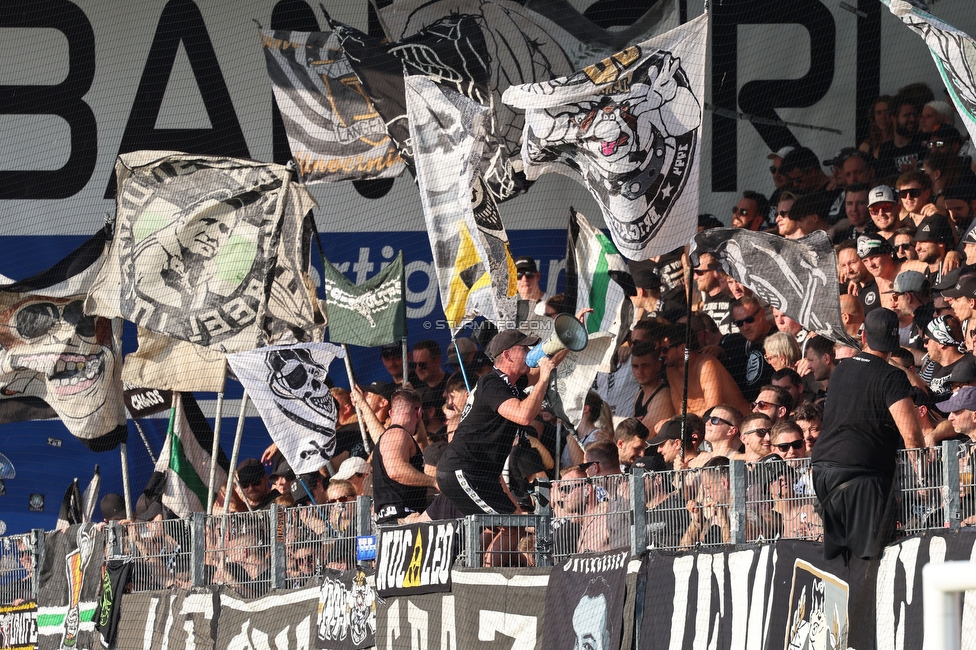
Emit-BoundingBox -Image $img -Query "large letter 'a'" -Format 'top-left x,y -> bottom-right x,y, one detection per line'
105,0 -> 250,198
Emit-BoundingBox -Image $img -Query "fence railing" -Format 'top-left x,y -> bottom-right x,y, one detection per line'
6,441 -> 976,604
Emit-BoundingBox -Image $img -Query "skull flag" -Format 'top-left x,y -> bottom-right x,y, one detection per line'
86,152 -> 318,353
227,343 -> 344,475
502,13 -> 707,261
260,28 -> 405,184
0,227 -> 126,451
693,228 -> 853,345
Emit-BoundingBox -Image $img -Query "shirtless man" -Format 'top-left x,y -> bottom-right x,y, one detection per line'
659,324 -> 751,417
689,404 -> 744,467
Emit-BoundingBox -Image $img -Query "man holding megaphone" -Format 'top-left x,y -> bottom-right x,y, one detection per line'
436,329 -> 568,516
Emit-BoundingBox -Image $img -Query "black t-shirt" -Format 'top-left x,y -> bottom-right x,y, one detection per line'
438,369 -> 523,478
719,332 -> 773,402
334,422 -> 368,459
821,188 -> 846,226
876,137 -> 927,180
655,248 -> 687,307
416,373 -> 449,410
701,290 -> 736,335
812,352 -> 912,476
930,353 -> 973,404
859,279 -> 882,315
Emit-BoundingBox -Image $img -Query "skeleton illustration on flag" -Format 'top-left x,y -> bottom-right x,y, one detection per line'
259,29 -> 404,184
405,75 -> 517,332
503,13 -> 707,260
86,152 -> 317,352
693,228 -> 854,345
0,227 -> 126,451
884,0 -> 976,144
227,343 -> 344,475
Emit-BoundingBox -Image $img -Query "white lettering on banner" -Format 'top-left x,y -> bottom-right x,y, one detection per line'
405,261 -> 437,319
478,611 -> 537,650
693,554 -> 715,650
143,597 -> 158,650
377,523 -> 456,592
669,555 -> 694,650
407,601 -> 429,650
130,389 -> 165,411
563,550 -> 628,573
387,600 -> 401,650
964,543 -> 976,641
441,595 -> 457,650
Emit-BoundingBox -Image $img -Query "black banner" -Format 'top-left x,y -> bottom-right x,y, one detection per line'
0,602 -> 37,650
317,569 -> 376,650
122,385 -> 172,419
375,521 -> 459,597
541,551 -> 629,650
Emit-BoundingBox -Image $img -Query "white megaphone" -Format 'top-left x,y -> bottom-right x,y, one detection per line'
526,313 -> 589,367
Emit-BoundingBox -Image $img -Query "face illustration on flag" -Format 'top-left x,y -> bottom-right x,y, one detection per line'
884,0 -> 976,142
259,29 -> 404,184
503,13 -> 707,260
0,230 -> 126,451
87,153 -> 310,352
405,75 -> 517,332
228,343 -> 344,475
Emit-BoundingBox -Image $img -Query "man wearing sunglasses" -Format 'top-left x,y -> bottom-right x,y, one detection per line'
515,256 -> 549,317
812,308 -> 925,561
694,252 -> 736,335
769,421 -> 807,460
738,413 -> 773,462
411,340 -> 448,414
719,296 -> 774,402
730,191 -> 768,231
236,459 -> 279,510
693,406 -> 743,466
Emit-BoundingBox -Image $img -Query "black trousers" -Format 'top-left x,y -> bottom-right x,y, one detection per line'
812,462 -> 895,561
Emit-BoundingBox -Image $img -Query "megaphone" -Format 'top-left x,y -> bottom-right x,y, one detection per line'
526,313 -> 589,367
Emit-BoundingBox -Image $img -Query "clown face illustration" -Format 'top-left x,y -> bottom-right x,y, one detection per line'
0,295 -> 119,425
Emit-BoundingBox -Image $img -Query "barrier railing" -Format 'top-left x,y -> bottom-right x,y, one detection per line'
8,441 -> 976,605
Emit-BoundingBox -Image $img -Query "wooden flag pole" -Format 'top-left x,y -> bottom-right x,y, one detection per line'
119,443 -> 133,521
341,344 -> 373,453
223,393 -> 249,516
206,390 -> 225,513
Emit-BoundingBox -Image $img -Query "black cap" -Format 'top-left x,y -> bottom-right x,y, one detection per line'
100,493 -> 126,521
486,329 -> 541,360
514,256 -> 538,274
780,147 -> 821,174
631,267 -> 661,291
237,458 -> 267,485
270,452 -> 295,481
942,276 -> 976,299
789,192 -> 833,221
929,123 -> 964,144
136,495 -> 167,522
363,381 -> 396,402
857,233 -> 893,259
945,183 -> 976,203
933,266 -> 967,291
698,213 -> 723,230
864,308 -> 901,352
823,147 -> 860,168
647,419 -> 683,446
914,214 -> 955,244
380,341 -> 402,359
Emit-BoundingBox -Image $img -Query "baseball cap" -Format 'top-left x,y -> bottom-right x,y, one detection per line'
780,147 -> 821,174
864,308 -> 901,353
788,192 -> 832,221
698,213 -> 724,230
933,266 -> 968,292
914,215 -> 954,244
823,147 -> 860,168
447,337 -> 478,366
884,270 -> 928,295
941,276 -> 976,299
237,458 -> 267,485
514,256 -> 538,274
937,386 -> 976,413
944,183 -> 976,203
856,234 -> 893,259
380,341 -> 402,359
270,453 -> 295,481
363,381 -> 396,402
100,493 -> 126,521
951,356 -> 976,384
646,419 -> 684,446
867,185 -> 897,207
964,229 -> 976,246
486,329 -> 541,360
929,124 -> 964,145
631,267 -> 662,291
767,146 -> 795,160
332,456 -> 369,482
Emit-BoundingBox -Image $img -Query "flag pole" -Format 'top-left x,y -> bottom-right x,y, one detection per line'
454,338 -> 472,392
680,253 -> 692,462
126,413 -> 157,464
223,393 -> 250,516
119,444 -> 133,521
554,420 -> 563,477
401,336 -> 409,387
206,390 -> 225,513
341,343 -> 373,453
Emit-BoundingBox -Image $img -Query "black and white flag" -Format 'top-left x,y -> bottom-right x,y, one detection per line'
503,13 -> 706,261
693,229 -> 852,344
227,343 -> 344,475
260,29 -> 404,184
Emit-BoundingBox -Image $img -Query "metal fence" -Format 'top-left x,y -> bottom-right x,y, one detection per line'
0,531 -> 41,606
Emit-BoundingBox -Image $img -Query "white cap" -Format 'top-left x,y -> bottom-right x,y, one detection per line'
332,456 -> 370,481
767,146 -> 795,160
867,185 -> 897,207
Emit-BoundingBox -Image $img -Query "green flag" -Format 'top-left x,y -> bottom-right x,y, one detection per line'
323,251 -> 406,347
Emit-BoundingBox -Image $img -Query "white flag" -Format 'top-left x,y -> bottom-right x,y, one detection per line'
503,13 -> 707,260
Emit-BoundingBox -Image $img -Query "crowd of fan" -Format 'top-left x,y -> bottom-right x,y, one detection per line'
86,80 -> 976,585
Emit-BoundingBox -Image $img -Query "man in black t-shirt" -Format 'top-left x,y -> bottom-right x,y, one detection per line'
875,97 -> 927,181
695,252 -> 736,335
437,329 -> 563,515
719,296 -> 773,401
372,389 -> 437,524
812,308 -> 924,561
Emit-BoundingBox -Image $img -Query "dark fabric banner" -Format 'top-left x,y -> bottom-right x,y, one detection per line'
540,551 -> 629,650
93,559 -> 133,647
322,252 -> 406,348
116,590 -> 214,650
215,586 -> 320,649
36,524 -> 108,649
316,569 -> 376,650
122,384 -> 172,419
375,521 -> 460,597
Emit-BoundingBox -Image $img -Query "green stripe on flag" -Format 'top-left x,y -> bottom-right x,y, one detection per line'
171,430 -> 208,508
589,233 -> 619,333
37,606 -> 96,628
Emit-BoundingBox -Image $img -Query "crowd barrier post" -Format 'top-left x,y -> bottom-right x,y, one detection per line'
942,439 -> 962,530
269,505 -> 287,589
355,496 -> 373,539
191,513 -> 206,587
464,516 -> 481,568
534,480 -> 553,567
630,467 -> 647,557
729,460 -> 747,544
30,529 -> 44,602
107,522 -> 123,558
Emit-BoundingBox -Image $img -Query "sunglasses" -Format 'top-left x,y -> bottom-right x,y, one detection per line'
751,400 -> 781,411
732,207 -> 750,215
708,415 -> 733,427
869,204 -> 894,214
927,140 -> 948,148
777,210 -> 790,218
579,461 -> 600,472
895,243 -> 914,251
239,476 -> 264,488
773,440 -> 804,452
743,427 -> 771,438
898,188 -> 923,199
769,165 -> 781,174
734,310 -> 761,327
327,495 -> 357,504
517,271 -> 536,279
659,343 -> 678,353
413,361 -> 428,370
13,299 -> 96,339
